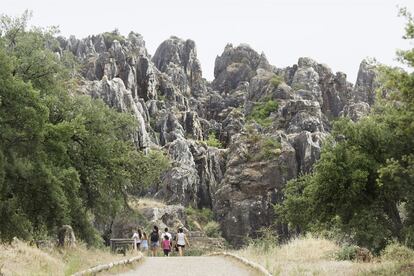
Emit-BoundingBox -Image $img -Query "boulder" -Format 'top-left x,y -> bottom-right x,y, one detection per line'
58,225 -> 76,247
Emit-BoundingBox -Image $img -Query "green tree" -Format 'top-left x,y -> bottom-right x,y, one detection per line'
0,13 -> 169,245
277,9 -> 414,252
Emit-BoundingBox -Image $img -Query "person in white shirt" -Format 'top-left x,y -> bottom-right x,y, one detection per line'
161,227 -> 172,242
131,228 -> 142,250
175,227 -> 190,256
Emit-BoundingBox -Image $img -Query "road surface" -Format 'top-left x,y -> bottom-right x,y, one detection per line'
118,256 -> 259,276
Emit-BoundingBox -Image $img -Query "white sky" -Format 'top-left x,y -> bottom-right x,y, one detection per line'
2,0 -> 414,82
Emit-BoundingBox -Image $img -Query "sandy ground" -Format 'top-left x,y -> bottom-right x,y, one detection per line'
117,256 -> 259,276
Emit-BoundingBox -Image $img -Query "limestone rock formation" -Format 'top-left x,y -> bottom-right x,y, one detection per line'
140,204 -> 187,230
55,31 -> 379,246
213,132 -> 297,245
153,37 -> 206,97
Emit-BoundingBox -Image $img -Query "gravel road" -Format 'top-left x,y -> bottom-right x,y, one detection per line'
117,256 -> 259,276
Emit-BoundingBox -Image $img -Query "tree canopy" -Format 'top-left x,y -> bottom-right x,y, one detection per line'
0,12 -> 169,245
277,9 -> 414,252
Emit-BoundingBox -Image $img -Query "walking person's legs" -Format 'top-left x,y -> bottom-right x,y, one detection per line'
151,242 -> 158,256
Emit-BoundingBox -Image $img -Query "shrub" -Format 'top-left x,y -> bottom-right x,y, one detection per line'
206,132 -> 223,148
270,75 -> 284,88
204,221 -> 221,238
186,207 -> 214,231
335,244 -> 359,261
102,29 -> 125,48
247,227 -> 278,252
381,243 -> 414,262
259,137 -> 281,160
247,100 -> 278,127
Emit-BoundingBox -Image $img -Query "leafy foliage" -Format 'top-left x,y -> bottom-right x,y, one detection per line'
204,221 -> 221,238
247,99 -> 278,127
257,137 -> 281,160
205,132 -> 223,148
102,29 -> 125,49
335,244 -> 359,261
277,9 -> 414,253
270,75 -> 284,88
186,207 -> 215,231
0,13 -> 168,245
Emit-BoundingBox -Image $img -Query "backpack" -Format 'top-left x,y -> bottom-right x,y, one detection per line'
150,231 -> 159,242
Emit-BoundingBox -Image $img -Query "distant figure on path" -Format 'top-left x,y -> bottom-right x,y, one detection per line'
150,225 -> 160,256
132,228 -> 142,251
176,227 -> 190,256
141,232 -> 149,253
162,227 -> 172,245
162,235 -> 172,256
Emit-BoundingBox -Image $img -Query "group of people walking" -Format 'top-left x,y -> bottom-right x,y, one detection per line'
132,226 -> 190,257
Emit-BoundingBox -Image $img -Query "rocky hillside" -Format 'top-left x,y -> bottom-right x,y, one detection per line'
54,30 -> 377,246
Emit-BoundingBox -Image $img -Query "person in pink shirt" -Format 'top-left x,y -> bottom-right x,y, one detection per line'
162,235 -> 171,256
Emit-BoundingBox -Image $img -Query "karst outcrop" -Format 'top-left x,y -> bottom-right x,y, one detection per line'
55,30 -> 378,246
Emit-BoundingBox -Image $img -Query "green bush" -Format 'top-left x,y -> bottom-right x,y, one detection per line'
206,132 -> 223,148
270,75 -> 284,88
102,29 -> 125,48
247,100 -> 278,127
204,221 -> 221,238
381,243 -> 414,262
335,244 -> 359,261
186,207 -> 215,231
259,137 -> 281,160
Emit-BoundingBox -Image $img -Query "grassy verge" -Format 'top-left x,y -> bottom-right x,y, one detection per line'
234,236 -> 394,275
0,239 -> 139,276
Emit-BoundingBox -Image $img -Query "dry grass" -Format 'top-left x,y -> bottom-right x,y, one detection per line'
235,236 -> 393,276
0,240 -> 64,276
0,239 -> 139,276
128,196 -> 166,211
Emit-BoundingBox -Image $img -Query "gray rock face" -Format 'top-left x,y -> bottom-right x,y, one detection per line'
212,44 -> 272,91
213,133 -> 297,245
153,36 -> 206,97
157,139 -> 200,207
341,101 -> 371,121
80,77 -> 150,149
55,32 -> 379,247
353,60 -> 378,105
140,204 -> 187,230
290,131 -> 326,174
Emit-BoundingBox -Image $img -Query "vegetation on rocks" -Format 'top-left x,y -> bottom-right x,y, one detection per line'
102,29 -> 125,48
205,132 -> 223,148
186,207 -> 215,231
204,221 -> 221,238
247,99 -> 278,127
270,75 -> 284,88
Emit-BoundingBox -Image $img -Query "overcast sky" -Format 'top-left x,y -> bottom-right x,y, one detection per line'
2,0 -> 414,82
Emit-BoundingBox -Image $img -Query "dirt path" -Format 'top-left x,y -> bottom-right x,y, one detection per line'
117,256 -> 259,276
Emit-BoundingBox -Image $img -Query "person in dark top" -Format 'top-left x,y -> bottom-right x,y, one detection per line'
150,225 -> 160,256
